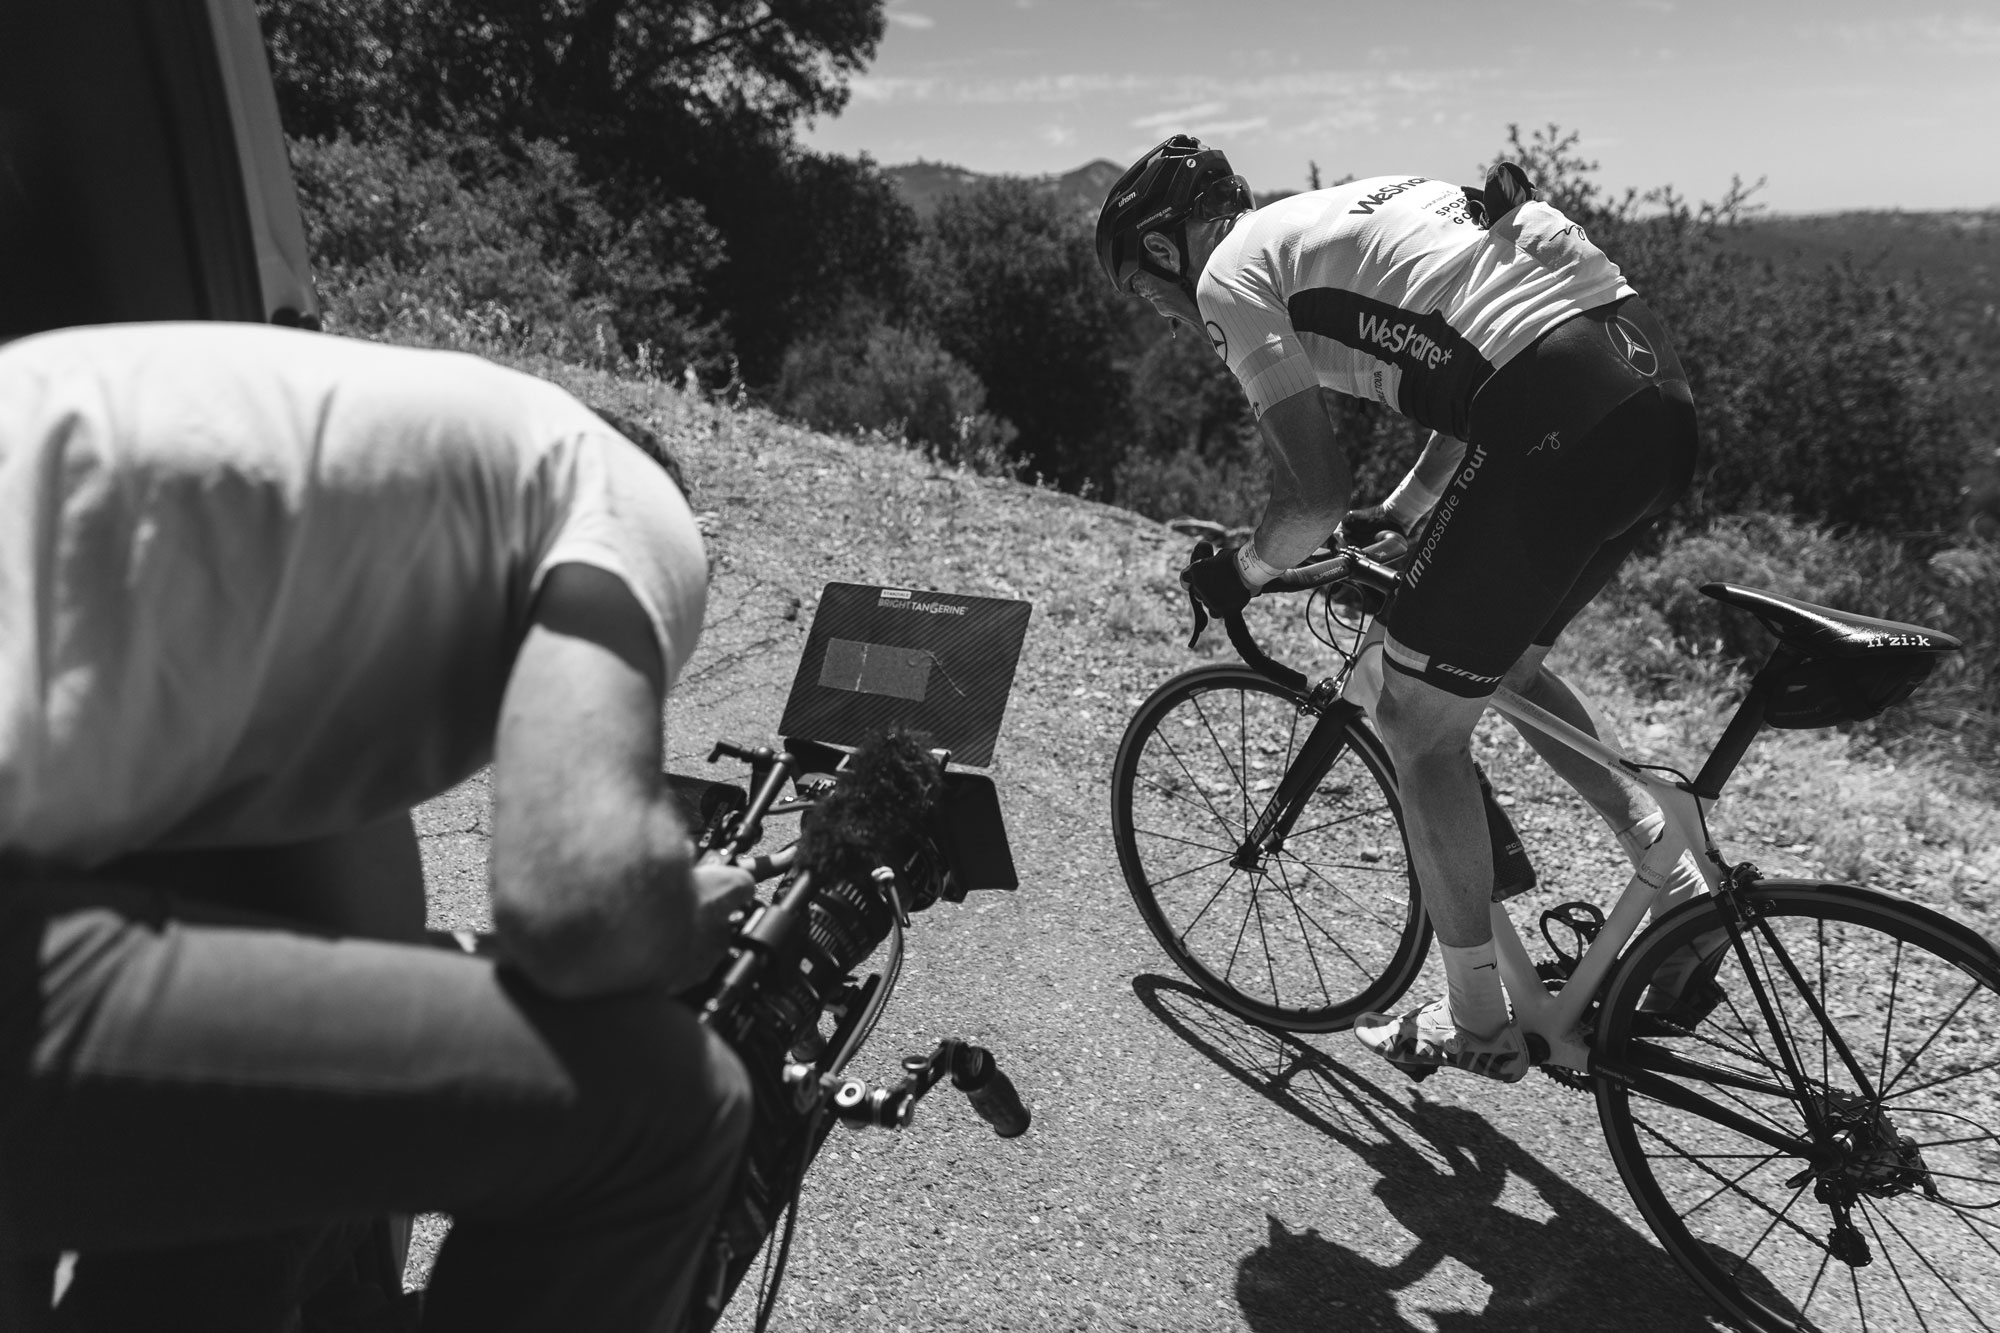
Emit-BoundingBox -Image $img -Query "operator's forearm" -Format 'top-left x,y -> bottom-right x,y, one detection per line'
491,790 -> 699,999
489,562 -> 703,1000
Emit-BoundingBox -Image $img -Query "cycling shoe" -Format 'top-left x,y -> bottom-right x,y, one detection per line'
1354,999 -> 1532,1084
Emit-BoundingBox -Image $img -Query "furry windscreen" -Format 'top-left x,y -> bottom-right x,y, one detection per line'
796,730 -> 942,886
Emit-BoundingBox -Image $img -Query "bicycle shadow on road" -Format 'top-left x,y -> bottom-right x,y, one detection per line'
1132,975 -> 1733,1333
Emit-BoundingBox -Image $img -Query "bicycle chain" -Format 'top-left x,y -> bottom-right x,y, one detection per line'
1532,961 -> 1597,1094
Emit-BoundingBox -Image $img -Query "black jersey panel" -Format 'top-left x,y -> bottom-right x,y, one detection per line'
1287,288 -> 1494,438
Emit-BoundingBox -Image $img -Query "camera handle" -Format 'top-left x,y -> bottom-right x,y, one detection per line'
829,1038 -> 1031,1138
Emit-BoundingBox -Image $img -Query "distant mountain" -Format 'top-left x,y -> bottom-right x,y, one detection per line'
883,158 -> 1124,218
1722,210 -> 1999,414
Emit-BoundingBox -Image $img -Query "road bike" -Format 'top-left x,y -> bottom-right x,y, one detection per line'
1110,544 -> 1999,1332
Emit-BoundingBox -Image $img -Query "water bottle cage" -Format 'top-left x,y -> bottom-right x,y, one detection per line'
1539,901 -> 1608,976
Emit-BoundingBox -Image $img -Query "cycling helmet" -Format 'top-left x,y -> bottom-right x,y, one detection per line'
1095,135 -> 1253,300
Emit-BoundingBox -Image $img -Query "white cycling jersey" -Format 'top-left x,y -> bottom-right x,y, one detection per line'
1198,175 -> 1635,438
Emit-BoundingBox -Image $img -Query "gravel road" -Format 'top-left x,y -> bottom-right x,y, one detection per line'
406,372 -> 1994,1331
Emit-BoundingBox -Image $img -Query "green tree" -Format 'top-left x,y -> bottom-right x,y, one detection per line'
914,179 -> 1131,490
1487,123 -> 1972,544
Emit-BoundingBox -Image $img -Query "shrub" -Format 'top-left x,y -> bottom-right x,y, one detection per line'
1601,513 -> 2000,754
290,132 -> 728,374
1490,124 -> 1974,544
771,317 -> 1017,472
914,179 -> 1131,491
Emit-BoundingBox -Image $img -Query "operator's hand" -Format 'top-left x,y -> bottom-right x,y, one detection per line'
1181,545 -> 1256,619
1336,503 -> 1413,564
676,860 -> 757,988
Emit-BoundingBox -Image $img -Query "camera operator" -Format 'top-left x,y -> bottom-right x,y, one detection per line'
0,322 -> 755,1330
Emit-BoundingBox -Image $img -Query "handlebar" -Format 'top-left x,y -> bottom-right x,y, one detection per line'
1183,541 -> 1401,692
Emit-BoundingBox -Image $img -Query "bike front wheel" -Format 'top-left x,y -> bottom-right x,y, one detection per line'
1595,881 -> 2000,1333
1110,663 -> 1428,1032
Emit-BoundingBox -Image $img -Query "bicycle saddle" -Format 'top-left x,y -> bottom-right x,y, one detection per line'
1701,582 -> 1962,658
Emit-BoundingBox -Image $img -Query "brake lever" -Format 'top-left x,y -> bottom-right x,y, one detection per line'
1183,540 -> 1215,648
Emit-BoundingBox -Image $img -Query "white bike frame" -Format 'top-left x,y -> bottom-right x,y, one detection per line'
1478,685 -> 1724,1071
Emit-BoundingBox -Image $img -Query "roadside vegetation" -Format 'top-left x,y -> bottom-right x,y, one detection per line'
256,2 -> 2000,768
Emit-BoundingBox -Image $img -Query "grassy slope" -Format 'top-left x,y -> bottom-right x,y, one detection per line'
408,355 -> 2000,1327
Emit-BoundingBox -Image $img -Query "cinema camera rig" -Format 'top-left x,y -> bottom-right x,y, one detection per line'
677,584 -> 1033,1331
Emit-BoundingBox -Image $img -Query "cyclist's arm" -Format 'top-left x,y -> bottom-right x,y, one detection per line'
1383,431 -> 1468,527
489,562 -> 749,999
1246,387 -> 1354,574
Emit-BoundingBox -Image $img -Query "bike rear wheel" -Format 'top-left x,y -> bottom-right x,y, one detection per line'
1595,881 -> 2000,1332
1110,664 -> 1428,1032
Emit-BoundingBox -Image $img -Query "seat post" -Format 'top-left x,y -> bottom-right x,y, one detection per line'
1689,645 -> 1797,800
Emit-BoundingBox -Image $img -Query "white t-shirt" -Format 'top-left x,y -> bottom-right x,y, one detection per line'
0,323 -> 707,868
1198,176 -> 1635,438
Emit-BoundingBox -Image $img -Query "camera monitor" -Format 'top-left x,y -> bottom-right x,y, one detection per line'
779,583 -> 1032,769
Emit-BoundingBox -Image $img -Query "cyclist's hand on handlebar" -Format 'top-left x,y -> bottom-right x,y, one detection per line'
1181,544 -> 1255,619
1335,503 -> 1413,564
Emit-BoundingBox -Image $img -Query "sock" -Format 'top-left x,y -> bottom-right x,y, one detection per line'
1439,939 -> 1509,1037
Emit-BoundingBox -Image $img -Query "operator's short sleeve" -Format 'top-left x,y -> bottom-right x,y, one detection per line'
533,429 -> 707,693
0,322 -> 711,866
1198,267 -> 1317,418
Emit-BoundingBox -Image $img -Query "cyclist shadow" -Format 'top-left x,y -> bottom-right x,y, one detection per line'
1132,975 -> 1736,1333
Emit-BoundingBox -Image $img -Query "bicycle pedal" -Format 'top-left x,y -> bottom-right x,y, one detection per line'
1391,1060 -> 1438,1084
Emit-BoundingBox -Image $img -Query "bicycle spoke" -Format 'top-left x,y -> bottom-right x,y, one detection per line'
1870,1203 -> 1999,1331
1128,823 -> 1237,859
1140,850 -> 1238,892
1879,974 -> 1992,1104
1890,1054 -> 2000,1102
1147,727 -> 1246,840
1284,852 -> 1407,936
1599,888 -> 2000,1333
1270,860 -> 1393,977
1115,670 -> 1426,1030
1248,871 -> 1289,1010
1271,857 -> 1337,1006
1859,1203 -> 1935,1333
1171,865 -> 1246,943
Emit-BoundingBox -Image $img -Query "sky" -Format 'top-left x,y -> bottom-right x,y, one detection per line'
801,0 -> 2000,214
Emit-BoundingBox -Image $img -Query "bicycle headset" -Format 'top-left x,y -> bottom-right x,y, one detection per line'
1095,134 -> 1254,303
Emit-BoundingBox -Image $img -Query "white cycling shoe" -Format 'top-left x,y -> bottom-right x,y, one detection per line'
1353,999 -> 1534,1084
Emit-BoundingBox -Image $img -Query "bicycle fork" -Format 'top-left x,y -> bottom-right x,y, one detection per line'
1231,699 -> 1362,870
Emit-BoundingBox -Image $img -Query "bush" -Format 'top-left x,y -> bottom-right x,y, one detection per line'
771,316 -> 1017,472
914,179 -> 1132,491
290,132 -> 728,373
1600,513 -> 2000,753
1491,124 -> 1973,544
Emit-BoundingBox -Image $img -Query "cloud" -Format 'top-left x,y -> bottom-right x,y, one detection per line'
846,72 -> 1150,105
1041,124 -> 1077,148
1826,12 -> 2000,53
1132,101 -> 1229,130
1180,115 -> 1271,140
886,10 -> 935,29
844,65 -> 1500,121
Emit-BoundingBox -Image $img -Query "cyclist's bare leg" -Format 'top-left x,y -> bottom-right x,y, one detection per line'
1374,670 -> 1494,948
1496,648 -> 1720,1008
1362,669 -> 1529,1074
1495,646 -> 1652,835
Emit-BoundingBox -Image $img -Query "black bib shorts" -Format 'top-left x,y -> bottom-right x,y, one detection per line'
1380,295 -> 1699,698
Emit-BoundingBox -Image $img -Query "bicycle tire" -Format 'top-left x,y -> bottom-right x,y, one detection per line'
1594,881 -> 2000,1333
1110,663 -> 1429,1032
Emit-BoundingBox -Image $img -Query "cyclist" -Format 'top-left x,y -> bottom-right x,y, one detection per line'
1099,136 -> 1711,1083
0,323 -> 754,1329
